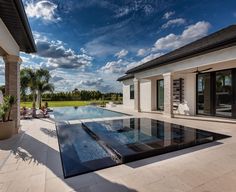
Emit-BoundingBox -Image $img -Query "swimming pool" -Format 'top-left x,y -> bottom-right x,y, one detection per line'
55,116 -> 229,178
53,106 -> 128,121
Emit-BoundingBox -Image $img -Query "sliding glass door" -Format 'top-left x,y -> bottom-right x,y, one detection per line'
197,69 -> 235,118
197,73 -> 212,115
157,79 -> 164,111
215,70 -> 232,117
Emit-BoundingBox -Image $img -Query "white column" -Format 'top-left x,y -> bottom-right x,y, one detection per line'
163,73 -> 173,118
134,78 -> 140,112
3,55 -> 22,133
184,73 -> 196,115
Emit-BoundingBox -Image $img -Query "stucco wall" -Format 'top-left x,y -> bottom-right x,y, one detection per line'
135,46 -> 236,79
121,46 -> 236,115
140,79 -> 152,111
122,79 -> 134,109
171,73 -> 196,115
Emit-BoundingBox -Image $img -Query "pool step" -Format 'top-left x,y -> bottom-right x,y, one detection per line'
81,123 -> 122,164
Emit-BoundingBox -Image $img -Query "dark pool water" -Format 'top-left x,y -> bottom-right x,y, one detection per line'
56,118 -> 229,178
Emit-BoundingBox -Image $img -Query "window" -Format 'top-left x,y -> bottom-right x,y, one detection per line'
196,69 -> 235,118
157,80 -> 164,110
130,85 -> 134,99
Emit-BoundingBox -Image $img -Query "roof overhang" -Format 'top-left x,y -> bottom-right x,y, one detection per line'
117,74 -> 134,81
0,0 -> 36,53
126,25 -> 236,74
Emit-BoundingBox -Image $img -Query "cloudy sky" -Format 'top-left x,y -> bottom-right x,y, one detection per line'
1,0 -> 236,92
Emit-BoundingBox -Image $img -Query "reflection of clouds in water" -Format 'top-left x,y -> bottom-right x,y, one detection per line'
53,106 -> 124,121
58,124 -> 109,162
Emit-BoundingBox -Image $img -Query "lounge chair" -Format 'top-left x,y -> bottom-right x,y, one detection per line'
36,109 -> 50,118
20,108 -> 33,119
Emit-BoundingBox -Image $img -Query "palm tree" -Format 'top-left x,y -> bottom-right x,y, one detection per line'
20,68 -> 54,117
35,69 -> 54,109
20,68 -> 37,117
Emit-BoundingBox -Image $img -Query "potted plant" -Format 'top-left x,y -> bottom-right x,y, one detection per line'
0,95 -> 16,140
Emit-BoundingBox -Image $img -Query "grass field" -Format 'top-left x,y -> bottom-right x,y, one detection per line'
20,100 -> 108,108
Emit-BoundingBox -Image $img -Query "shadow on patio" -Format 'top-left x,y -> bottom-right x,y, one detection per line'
0,125 -> 138,192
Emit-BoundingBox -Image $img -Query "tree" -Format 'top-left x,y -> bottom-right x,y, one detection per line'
36,69 -> 54,108
20,68 -> 54,116
20,68 -> 37,117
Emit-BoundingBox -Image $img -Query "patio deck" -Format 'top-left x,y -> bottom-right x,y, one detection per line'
0,112 -> 236,192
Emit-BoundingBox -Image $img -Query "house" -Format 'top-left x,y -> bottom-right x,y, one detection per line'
118,25 -> 236,119
0,0 -> 36,132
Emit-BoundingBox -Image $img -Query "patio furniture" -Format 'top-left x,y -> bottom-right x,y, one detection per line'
106,102 -> 116,108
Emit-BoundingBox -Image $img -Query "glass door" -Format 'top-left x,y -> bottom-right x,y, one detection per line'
197,73 -> 212,115
157,79 -> 164,111
215,70 -> 232,117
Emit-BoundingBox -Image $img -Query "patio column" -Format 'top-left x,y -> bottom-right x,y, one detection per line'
163,72 -> 173,118
3,55 -> 22,133
134,78 -> 140,112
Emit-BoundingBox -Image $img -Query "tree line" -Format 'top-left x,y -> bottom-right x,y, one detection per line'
20,68 -> 122,105
21,90 -> 122,102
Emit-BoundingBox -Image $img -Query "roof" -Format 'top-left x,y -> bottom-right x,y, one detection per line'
126,24 -> 236,74
0,0 -> 36,53
117,74 -> 134,81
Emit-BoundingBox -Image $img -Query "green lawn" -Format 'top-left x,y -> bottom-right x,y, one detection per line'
20,100 -> 108,108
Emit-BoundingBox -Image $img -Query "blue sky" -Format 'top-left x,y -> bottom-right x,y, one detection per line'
1,0 -> 236,92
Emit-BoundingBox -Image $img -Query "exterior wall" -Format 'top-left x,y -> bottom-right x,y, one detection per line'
122,79 -> 134,109
151,79 -> 157,111
172,73 -> 196,116
3,55 -> 22,132
121,46 -> 236,117
135,46 -> 236,79
184,73 -> 196,115
140,79 -> 152,111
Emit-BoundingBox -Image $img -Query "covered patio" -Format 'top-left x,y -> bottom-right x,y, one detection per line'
118,25 -> 236,121
0,0 -> 36,134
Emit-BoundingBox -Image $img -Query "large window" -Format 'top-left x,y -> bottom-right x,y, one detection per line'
197,73 -> 212,115
197,69 -> 235,118
216,70 -> 232,117
157,79 -> 164,111
130,85 -> 134,99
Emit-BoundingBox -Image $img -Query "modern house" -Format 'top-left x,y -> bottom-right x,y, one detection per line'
118,25 -> 236,119
0,0 -> 36,132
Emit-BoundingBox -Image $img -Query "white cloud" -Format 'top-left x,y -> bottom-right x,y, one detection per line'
25,0 -> 61,22
143,5 -> 154,15
100,52 -> 163,75
78,77 -> 115,93
33,32 -> 93,70
115,7 -> 130,18
101,21 -> 210,77
51,75 -> 64,82
163,11 -> 175,19
114,3 -> 154,18
137,48 -> 147,56
153,21 -> 211,51
126,52 -> 164,70
161,18 -> 186,29
115,49 -> 128,58
100,59 -> 127,74
79,78 -> 103,86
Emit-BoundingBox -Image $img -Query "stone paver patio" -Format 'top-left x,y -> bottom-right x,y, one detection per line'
0,111 -> 236,192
